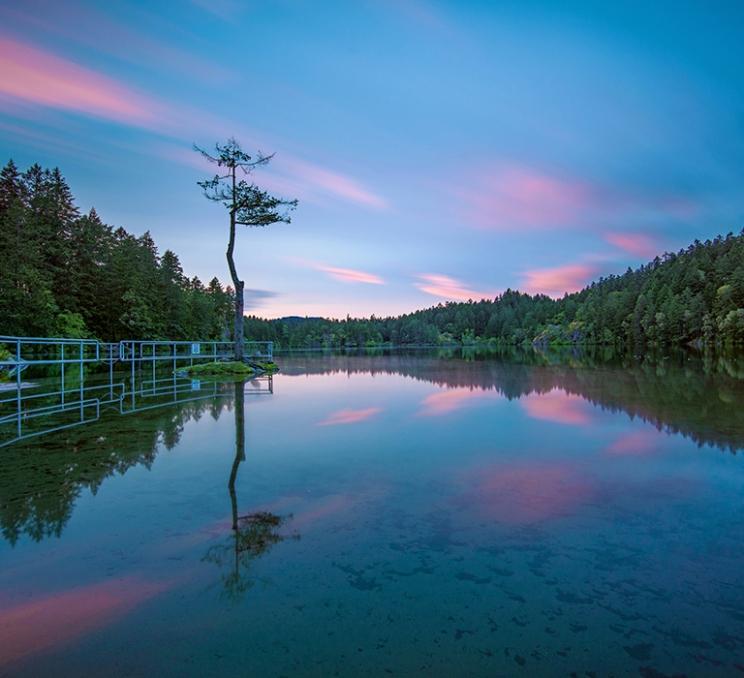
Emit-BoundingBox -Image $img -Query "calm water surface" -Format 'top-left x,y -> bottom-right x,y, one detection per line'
1,350 -> 744,676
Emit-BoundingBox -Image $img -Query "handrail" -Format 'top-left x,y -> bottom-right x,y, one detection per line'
0,337 -> 273,366
0,335 -> 275,448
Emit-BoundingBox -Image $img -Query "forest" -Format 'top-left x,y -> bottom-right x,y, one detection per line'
0,160 -> 233,340
247,232 -> 744,348
2,160 -> 744,348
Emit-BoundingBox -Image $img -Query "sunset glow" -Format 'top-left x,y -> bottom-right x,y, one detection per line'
0,577 -> 170,669
317,407 -> 382,426
1,1 -> 735,318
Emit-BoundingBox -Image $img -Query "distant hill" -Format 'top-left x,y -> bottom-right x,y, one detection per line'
278,316 -> 324,325
245,231 -> 744,348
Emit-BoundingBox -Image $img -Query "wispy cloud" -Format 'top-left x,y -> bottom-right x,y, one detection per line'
317,264 -> 384,285
190,0 -> 244,22
243,288 -> 278,312
156,141 -> 386,211
415,274 -> 495,302
1,3 -> 234,83
460,461 -> 594,524
521,263 -> 596,298
0,36 -> 160,127
456,163 -> 699,232
285,258 -> 385,285
604,231 -> 660,259
521,389 -> 593,425
280,157 -> 388,210
317,407 -> 382,426
418,387 -> 502,416
0,577 -> 171,669
606,429 -> 661,456
460,165 -> 592,231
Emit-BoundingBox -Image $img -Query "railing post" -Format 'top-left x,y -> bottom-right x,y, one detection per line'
61,343 -> 65,406
15,339 -> 21,440
79,341 -> 84,421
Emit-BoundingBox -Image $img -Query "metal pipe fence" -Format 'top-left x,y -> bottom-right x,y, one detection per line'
0,336 -> 275,448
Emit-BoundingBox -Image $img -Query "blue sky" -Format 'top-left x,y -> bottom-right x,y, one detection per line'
1,0 -> 743,318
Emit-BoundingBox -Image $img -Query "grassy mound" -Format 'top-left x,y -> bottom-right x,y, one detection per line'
183,361 -> 255,377
253,361 -> 279,373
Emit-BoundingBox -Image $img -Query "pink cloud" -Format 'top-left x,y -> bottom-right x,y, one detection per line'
289,494 -> 358,529
0,577 -> 171,669
461,166 -> 592,231
2,5 -> 233,84
244,486 -> 387,532
281,158 -> 387,210
605,231 -> 659,259
462,461 -> 594,524
521,263 -> 596,298
418,387 -> 502,416
317,407 -> 382,426
521,389 -> 592,425
316,264 -> 385,285
606,429 -> 661,456
158,143 -> 386,211
456,164 -> 699,233
415,273 -> 495,302
0,37 -> 159,126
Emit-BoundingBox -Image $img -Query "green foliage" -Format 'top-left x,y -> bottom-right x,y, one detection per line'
245,231 -> 744,349
253,360 -> 279,373
0,160 -> 234,341
55,311 -> 89,339
183,361 -> 255,376
3,159 -> 743,350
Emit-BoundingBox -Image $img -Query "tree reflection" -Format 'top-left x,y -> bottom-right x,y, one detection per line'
0,391 -> 232,545
278,348 -> 744,453
202,380 -> 296,600
2,348 -> 743,548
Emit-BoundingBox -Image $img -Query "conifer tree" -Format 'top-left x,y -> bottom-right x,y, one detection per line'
194,139 -> 297,360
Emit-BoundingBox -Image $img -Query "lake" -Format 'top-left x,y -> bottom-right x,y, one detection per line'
1,349 -> 744,676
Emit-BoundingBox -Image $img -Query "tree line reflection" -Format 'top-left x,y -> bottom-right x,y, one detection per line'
1,348 -> 742,548
281,347 -> 744,452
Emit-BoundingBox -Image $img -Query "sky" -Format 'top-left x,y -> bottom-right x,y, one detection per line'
1,0 -> 743,319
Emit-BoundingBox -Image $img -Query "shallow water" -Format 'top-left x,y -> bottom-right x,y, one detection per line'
1,350 -> 744,676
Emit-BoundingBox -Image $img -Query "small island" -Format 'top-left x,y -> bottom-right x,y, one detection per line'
181,360 -> 279,378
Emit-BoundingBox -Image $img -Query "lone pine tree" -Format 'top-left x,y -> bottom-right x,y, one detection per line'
195,139 -> 297,360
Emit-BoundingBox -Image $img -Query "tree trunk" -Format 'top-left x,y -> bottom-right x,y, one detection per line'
229,380 -> 245,583
229,379 -> 246,530
234,279 -> 244,361
227,164 -> 244,361
227,193 -> 244,361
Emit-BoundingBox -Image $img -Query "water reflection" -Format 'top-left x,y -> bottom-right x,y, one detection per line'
203,381 -> 296,600
0,576 -> 172,670
1,349 -> 744,675
281,348 -> 744,452
1,348 -> 743,550
0,375 -> 272,545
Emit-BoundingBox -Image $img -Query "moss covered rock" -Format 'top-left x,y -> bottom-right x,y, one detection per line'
183,361 -> 255,377
253,361 -> 279,373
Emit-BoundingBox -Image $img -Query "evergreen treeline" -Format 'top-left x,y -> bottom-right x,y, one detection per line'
2,159 -> 743,347
0,160 -> 233,340
246,231 -> 744,348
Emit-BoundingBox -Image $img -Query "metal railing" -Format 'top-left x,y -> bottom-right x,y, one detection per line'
0,336 -> 272,369
118,340 -> 272,363
0,373 -> 274,447
0,335 -> 275,448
